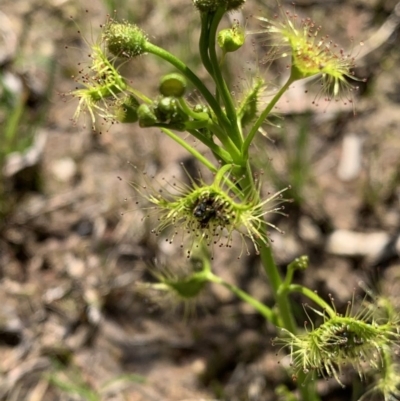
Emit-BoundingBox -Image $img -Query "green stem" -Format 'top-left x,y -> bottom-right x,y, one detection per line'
288,284 -> 336,318
242,76 -> 294,157
199,13 -> 214,77
213,163 -> 232,187
184,121 -> 210,130
186,129 -> 232,163
207,122 -> 242,164
208,8 -> 243,147
126,86 -> 152,103
283,256 -> 309,288
231,162 -> 293,325
207,271 -> 277,324
232,161 -> 320,401
177,98 -> 209,121
161,128 -> 217,172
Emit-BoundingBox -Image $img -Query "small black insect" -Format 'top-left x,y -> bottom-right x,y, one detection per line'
193,196 -> 217,228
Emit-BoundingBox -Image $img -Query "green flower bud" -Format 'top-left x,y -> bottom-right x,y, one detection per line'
156,97 -> 178,118
154,97 -> 188,127
193,104 -> 209,114
103,21 -> 148,58
192,0 -> 245,13
192,0 -> 220,12
137,104 -> 157,127
114,95 -> 140,123
159,73 -> 187,97
287,255 -> 309,272
217,22 -> 245,53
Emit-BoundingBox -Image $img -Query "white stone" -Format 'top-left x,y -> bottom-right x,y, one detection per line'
337,133 -> 363,181
51,157 -> 77,183
326,229 -> 390,257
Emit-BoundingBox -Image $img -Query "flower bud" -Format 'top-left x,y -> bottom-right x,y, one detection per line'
154,97 -> 188,127
192,0 -> 246,13
217,22 -> 245,53
103,21 -> 148,58
192,0 -> 220,12
137,104 -> 157,127
156,97 -> 178,118
287,255 -> 309,272
114,95 -> 140,123
193,104 -> 209,114
159,73 -> 187,97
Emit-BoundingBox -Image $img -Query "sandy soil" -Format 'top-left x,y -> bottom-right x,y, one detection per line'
1,0 -> 400,400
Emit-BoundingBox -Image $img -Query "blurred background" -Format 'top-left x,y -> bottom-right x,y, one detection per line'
1,0 -> 400,400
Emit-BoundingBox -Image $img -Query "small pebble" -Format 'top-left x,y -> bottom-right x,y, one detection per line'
51,157 -> 77,182
337,133 -> 363,181
327,229 -> 389,257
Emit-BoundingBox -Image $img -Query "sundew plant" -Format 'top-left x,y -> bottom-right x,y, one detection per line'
67,1 -> 400,400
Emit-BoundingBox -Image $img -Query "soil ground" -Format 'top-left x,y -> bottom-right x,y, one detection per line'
1,0 -> 400,400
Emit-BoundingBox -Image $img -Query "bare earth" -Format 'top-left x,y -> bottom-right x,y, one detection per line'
1,0 -> 400,400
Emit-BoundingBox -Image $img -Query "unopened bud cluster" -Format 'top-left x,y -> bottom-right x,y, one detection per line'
193,0 -> 246,12
103,20 -> 148,58
137,96 -> 188,130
